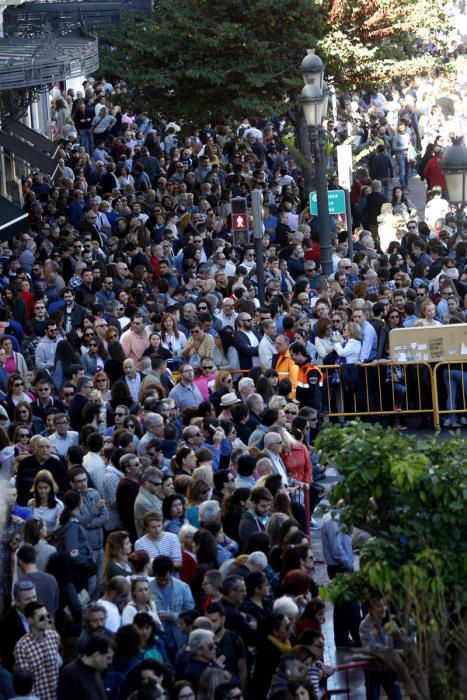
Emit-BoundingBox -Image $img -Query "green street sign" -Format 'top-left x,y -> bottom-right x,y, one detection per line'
309,189 -> 346,216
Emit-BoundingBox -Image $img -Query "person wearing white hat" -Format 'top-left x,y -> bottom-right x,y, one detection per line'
218,392 -> 242,421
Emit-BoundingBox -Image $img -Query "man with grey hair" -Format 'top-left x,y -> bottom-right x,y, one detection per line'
246,551 -> 268,572
199,500 -> 221,527
115,453 -> 142,541
77,603 -> 112,653
238,377 -> 255,404
263,431 -> 289,485
246,393 -> 264,430
182,628 -> 224,688
179,302 -> 197,335
137,412 -> 164,457
273,595 -> 300,622
134,466 -> 165,536
337,257 -> 353,278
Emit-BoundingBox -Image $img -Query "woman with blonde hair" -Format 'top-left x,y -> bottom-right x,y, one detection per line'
192,465 -> 214,487
328,279 -> 344,298
332,321 -> 363,407
185,479 -> 211,527
280,429 -> 312,488
93,371 -> 111,401
160,313 -> 187,367
103,530 -> 134,583
121,577 -> 162,627
210,370 -> 235,412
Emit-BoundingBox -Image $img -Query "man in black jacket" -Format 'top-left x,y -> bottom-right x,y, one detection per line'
62,287 -> 88,333
365,180 -> 387,238
0,581 -> 37,671
369,144 -> 394,199
31,378 -> 66,423
68,376 -> 94,433
16,437 -> 68,505
57,635 -> 110,700
234,313 -> 260,370
73,102 -> 94,156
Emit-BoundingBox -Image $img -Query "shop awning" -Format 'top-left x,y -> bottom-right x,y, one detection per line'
0,130 -> 59,177
9,121 -> 60,159
0,195 -> 28,242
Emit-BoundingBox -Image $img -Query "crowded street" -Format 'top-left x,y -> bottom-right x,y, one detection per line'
0,5 -> 465,699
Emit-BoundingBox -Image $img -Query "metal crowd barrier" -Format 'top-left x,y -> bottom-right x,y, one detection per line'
320,361 -> 435,423
170,361 -> 466,432
325,660 -> 372,699
431,361 -> 467,431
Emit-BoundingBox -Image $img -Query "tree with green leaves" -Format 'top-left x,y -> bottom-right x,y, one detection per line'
317,0 -> 449,91
316,422 -> 467,700
97,0 -> 449,125
98,0 -> 323,124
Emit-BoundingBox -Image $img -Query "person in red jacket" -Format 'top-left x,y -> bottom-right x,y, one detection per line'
423,149 -> 447,192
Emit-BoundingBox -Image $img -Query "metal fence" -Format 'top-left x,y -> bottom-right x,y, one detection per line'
432,361 -> 467,430
171,360 -> 466,434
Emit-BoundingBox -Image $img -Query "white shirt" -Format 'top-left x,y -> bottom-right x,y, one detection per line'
83,451 -> 107,496
334,338 -> 362,364
122,600 -> 162,629
258,334 -> 275,369
97,599 -> 121,633
125,374 -> 142,404
265,449 -> 288,486
215,310 -> 238,329
49,431 -> 79,459
242,330 -> 260,367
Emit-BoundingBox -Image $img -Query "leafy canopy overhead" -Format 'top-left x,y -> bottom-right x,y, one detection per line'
98,0 -> 322,123
318,0 -> 449,90
97,0 -> 449,123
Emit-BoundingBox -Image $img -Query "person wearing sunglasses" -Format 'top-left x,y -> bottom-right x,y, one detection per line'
182,628 -> 227,691
104,404 -> 129,437
14,600 -> 61,698
35,319 -> 61,373
181,322 -> 214,369
193,358 -> 217,401
234,314 -> 260,371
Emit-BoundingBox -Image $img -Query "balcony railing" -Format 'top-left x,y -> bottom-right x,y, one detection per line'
3,0 -> 153,36
0,32 -> 99,90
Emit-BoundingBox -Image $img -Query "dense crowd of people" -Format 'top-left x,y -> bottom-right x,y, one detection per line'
0,61 -> 465,700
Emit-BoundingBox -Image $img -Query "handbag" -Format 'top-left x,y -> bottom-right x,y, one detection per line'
329,368 -> 340,385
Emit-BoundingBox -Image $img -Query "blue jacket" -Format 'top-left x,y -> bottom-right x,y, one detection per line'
321,510 -> 354,570
150,577 -> 194,649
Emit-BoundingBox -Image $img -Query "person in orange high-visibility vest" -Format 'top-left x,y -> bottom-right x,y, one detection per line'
272,334 -> 298,396
289,341 -> 323,411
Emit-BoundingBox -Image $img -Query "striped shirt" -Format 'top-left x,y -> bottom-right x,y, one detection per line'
134,532 -> 182,564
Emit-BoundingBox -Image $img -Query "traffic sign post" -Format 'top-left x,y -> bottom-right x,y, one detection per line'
231,196 -> 250,246
309,189 -> 346,216
251,189 -> 265,305
337,144 -> 354,258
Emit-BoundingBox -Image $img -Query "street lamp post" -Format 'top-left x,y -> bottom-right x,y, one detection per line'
440,140 -> 467,240
299,51 -> 333,276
